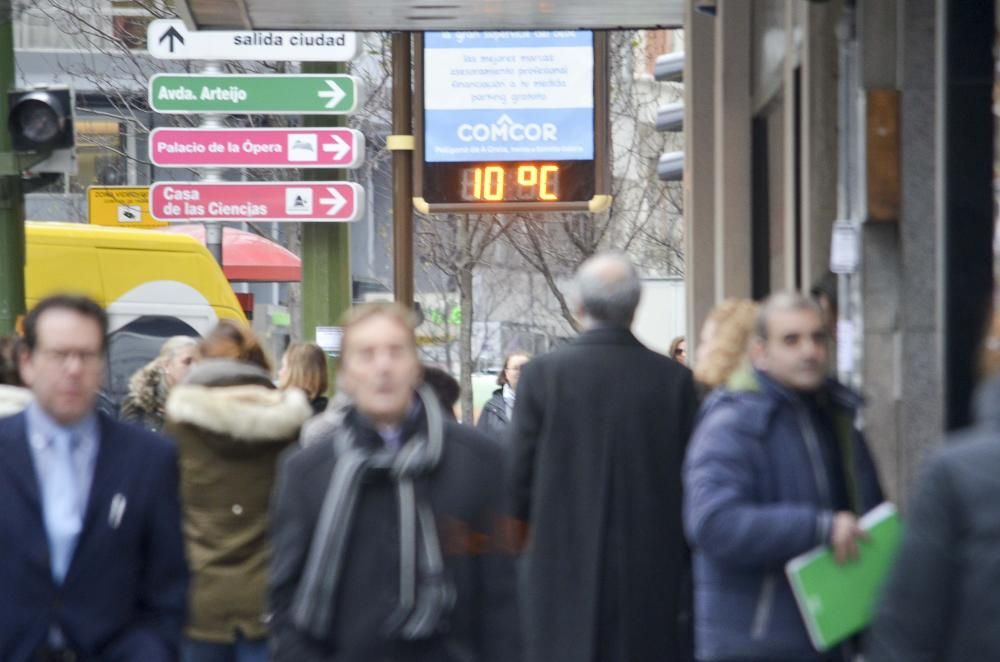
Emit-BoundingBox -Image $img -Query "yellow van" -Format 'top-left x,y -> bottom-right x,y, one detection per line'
25,221 -> 248,406
27,221 -> 246,332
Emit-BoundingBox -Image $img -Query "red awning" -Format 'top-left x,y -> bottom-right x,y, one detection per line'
158,224 -> 301,282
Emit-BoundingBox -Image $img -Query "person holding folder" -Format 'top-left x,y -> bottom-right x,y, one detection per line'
684,292 -> 884,662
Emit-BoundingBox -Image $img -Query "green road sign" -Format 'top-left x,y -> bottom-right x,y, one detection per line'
149,74 -> 360,114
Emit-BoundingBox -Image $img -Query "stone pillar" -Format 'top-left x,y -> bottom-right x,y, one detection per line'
895,0 -> 944,503
713,0 -> 752,300
684,0 -> 717,352
799,0 -> 840,288
857,0 -> 904,501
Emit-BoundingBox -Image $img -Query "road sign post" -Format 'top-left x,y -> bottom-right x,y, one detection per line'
0,8 -> 24,334
149,128 -> 364,169
149,74 -> 360,114
301,59 -> 353,385
149,182 -> 364,223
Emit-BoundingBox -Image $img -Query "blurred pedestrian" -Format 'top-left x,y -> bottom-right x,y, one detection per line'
0,336 -> 32,417
670,335 -> 687,364
867,309 -> 1000,661
0,294 -> 188,661
810,271 -> 838,341
165,321 -> 312,662
509,252 -> 698,662
278,342 -> 330,415
198,318 -> 272,372
693,299 -> 759,395
422,364 -> 461,420
270,302 -> 519,662
0,335 -> 24,386
120,335 -> 199,431
684,292 -> 883,662
477,351 -> 530,442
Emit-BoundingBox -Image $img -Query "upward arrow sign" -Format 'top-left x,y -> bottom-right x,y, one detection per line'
158,26 -> 185,53
318,80 -> 346,109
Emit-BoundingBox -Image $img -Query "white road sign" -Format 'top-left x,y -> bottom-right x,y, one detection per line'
146,19 -> 359,62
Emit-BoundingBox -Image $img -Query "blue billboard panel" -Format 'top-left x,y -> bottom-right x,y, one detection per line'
424,30 -> 594,163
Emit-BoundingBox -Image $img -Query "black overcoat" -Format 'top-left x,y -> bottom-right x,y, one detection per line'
510,327 -> 697,662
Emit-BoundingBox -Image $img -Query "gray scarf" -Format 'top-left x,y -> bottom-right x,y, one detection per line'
290,386 -> 455,641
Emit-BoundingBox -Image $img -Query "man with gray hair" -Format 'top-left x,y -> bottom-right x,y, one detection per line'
683,291 -> 883,661
510,251 -> 698,662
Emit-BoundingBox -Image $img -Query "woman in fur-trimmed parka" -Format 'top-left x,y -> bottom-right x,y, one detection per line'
164,321 -> 313,662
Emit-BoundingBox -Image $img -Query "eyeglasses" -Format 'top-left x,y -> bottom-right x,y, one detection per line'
35,347 -> 104,367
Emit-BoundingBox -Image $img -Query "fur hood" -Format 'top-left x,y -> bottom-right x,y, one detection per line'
124,362 -> 168,413
0,384 -> 32,418
166,384 -> 313,442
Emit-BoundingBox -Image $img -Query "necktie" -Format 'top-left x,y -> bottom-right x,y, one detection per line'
47,432 -> 82,584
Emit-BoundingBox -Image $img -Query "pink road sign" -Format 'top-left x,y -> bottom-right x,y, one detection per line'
150,182 -> 364,222
149,128 -> 364,168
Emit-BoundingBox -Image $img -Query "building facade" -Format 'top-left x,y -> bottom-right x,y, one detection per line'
683,0 -> 995,502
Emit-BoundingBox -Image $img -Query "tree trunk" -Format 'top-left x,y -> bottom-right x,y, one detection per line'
458,217 -> 475,423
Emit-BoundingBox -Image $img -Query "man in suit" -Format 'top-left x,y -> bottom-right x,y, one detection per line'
0,294 -> 188,662
510,252 -> 699,662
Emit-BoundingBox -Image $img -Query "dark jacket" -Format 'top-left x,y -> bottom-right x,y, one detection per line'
0,410 -> 188,662
867,375 -> 1000,662
165,360 -> 312,643
684,369 -> 883,661
476,389 -> 508,441
269,401 -> 520,662
310,395 -> 329,416
510,327 -> 697,662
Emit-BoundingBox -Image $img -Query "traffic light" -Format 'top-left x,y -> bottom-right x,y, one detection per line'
8,87 -> 74,152
6,86 -> 76,176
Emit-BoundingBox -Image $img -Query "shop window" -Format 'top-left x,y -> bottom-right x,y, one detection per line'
72,118 -> 127,192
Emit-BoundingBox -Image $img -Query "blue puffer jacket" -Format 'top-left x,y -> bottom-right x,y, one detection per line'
683,369 -> 883,661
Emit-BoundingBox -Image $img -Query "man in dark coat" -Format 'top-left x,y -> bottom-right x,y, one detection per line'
867,370 -> 1000,662
0,295 -> 188,662
509,252 -> 698,662
684,292 -> 883,661
269,302 -> 519,662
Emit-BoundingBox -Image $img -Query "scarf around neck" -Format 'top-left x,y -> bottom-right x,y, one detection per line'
290,385 -> 455,641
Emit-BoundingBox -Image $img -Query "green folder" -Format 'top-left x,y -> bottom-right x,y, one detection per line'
785,502 -> 903,651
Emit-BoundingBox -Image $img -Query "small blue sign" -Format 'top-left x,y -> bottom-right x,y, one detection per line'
424,31 -> 594,163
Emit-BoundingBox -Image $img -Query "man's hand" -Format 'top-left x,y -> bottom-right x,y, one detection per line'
831,512 -> 869,564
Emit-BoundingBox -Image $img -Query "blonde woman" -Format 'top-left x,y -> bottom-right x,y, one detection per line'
119,335 -> 199,431
693,299 -> 759,393
278,342 -> 330,415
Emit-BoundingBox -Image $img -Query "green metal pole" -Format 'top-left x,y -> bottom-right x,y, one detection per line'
301,60 -> 351,385
0,4 -> 25,334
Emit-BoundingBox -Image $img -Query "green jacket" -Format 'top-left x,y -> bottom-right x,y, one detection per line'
164,360 -> 312,643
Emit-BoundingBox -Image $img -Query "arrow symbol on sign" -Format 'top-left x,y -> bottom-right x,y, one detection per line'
159,26 -> 185,53
319,187 -> 347,216
318,80 -> 346,109
321,134 -> 350,161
